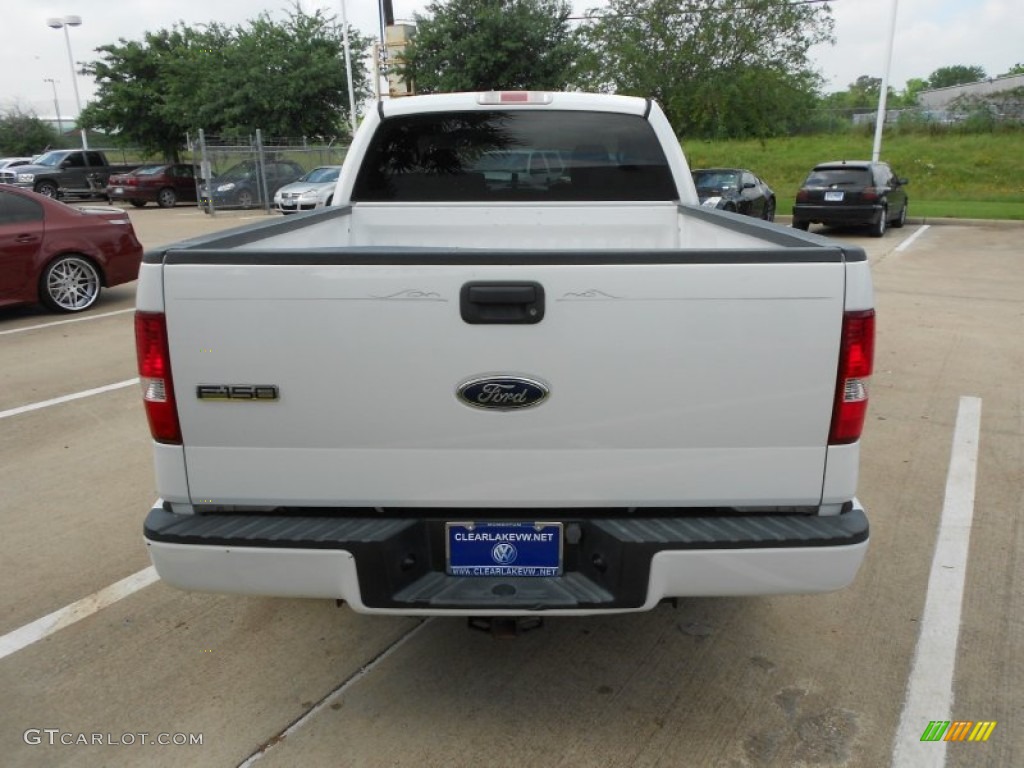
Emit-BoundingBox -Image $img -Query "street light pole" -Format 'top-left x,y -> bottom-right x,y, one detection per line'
872,0 -> 899,162
46,15 -> 88,150
339,0 -> 358,137
44,78 -> 63,138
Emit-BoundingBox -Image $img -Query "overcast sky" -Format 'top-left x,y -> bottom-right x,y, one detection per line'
2,0 -> 1021,121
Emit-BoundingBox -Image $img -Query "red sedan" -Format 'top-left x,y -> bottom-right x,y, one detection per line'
0,186 -> 143,313
107,163 -> 198,208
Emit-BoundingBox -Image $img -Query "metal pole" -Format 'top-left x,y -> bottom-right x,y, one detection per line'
45,78 -> 63,137
340,0 -> 358,137
872,0 -> 899,162
199,129 -> 214,216
61,25 -> 89,150
255,129 -> 270,213
372,43 -> 382,102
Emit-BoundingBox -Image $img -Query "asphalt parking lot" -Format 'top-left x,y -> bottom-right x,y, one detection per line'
1,207 -> 1021,767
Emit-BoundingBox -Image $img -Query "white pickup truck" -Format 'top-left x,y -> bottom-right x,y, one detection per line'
136,92 -> 874,618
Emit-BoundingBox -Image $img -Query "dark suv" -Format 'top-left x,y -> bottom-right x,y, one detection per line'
792,160 -> 909,237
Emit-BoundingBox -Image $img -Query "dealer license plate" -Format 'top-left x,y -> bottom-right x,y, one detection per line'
446,522 -> 562,577
824,190 -> 845,201
113,187 -> 124,194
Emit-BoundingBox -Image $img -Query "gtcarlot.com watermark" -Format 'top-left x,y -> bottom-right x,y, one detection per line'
24,729 -> 203,747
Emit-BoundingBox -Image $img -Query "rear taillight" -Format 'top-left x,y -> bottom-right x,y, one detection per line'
829,309 -> 875,445
135,312 -> 182,444
796,189 -> 809,202
861,186 -> 879,201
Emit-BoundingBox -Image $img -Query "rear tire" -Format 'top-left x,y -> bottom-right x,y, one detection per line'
763,198 -> 776,222
891,201 -> 907,228
157,187 -> 178,208
792,219 -> 809,231
237,189 -> 254,209
39,254 -> 102,313
871,206 -> 888,237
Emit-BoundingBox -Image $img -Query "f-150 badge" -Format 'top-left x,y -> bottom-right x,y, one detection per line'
456,376 -> 549,410
196,385 -> 279,401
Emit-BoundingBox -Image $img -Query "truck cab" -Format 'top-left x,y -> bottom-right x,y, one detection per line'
5,150 -> 130,199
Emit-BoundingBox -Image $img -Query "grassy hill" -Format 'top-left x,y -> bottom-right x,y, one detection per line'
683,131 -> 1024,220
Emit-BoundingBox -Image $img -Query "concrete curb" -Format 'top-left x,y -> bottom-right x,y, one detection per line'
909,217 -> 1024,227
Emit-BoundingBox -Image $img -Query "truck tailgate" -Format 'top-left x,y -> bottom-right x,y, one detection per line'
162,250 -> 846,508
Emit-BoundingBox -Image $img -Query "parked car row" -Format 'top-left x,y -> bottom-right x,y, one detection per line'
105,159 -> 311,210
0,158 -> 329,211
690,159 -> 909,238
2,154 -> 342,215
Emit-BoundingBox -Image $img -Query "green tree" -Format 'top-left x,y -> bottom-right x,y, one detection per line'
579,0 -> 833,138
80,7 -> 368,160
821,76 -> 882,110
0,108 -> 59,156
999,63 -> 1024,77
897,77 -> 929,106
401,0 -> 582,93
80,26 -> 210,160
927,65 -> 986,89
206,10 -> 370,138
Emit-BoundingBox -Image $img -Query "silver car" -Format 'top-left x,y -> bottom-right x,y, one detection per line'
273,165 -> 341,214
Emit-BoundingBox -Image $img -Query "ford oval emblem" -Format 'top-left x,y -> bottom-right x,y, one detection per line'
456,376 -> 549,411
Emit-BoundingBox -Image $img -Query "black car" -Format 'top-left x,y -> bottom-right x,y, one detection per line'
692,168 -> 776,221
199,159 -> 305,210
793,160 -> 909,237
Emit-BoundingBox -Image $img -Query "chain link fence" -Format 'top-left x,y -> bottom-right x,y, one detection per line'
190,130 -> 348,214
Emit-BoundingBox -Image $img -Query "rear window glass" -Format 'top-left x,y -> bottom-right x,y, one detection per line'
302,167 -> 341,183
0,190 -> 43,224
351,110 -> 677,202
692,170 -> 740,190
803,168 -> 872,187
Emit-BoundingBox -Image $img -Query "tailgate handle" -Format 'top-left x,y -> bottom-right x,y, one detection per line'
461,281 -> 545,324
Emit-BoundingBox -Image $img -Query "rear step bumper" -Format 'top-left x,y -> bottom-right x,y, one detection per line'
143,503 -> 869,615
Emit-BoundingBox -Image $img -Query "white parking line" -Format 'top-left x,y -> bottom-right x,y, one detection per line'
0,308 -> 134,336
0,378 -> 139,420
0,567 -> 159,661
896,224 -> 931,252
891,396 -> 982,766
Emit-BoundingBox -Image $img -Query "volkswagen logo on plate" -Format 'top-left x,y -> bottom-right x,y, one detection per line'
491,542 -> 518,565
456,376 -> 549,411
